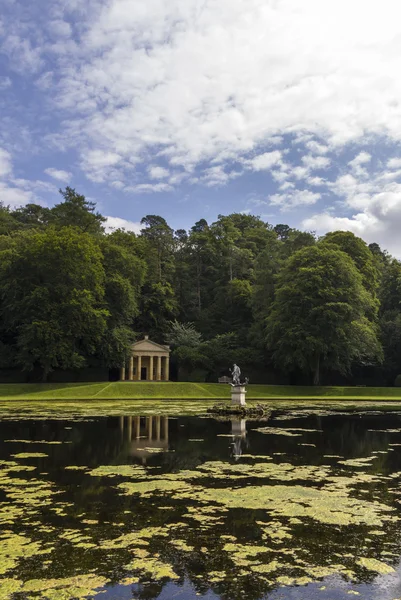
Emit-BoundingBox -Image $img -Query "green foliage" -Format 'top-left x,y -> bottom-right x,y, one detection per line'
320,231 -> 380,298
49,187 -> 106,233
394,375 -> 401,387
0,227 -> 108,380
0,185 -> 399,386
167,321 -> 202,348
266,246 -> 382,385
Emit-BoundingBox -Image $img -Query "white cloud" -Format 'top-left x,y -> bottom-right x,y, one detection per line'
148,166 -> 170,180
387,157 -> 401,169
81,150 -> 123,182
291,166 -> 309,180
348,151 -> 371,177
308,176 -> 326,186
270,189 -> 321,211
0,183 -> 33,207
49,20 -> 72,39
44,168 -> 72,183
305,141 -> 329,154
303,157 -> 401,256
302,155 -> 331,170
1,35 -> 43,74
378,168 -> 401,181
0,76 -> 11,90
202,165 -> 241,187
105,216 -> 141,234
0,149 -> 12,177
279,181 -> 295,191
23,0 -> 401,187
271,169 -> 290,183
126,182 -> 172,193
248,151 -> 283,171
349,151 -> 371,167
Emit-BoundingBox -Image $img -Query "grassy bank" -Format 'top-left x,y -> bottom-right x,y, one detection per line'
0,381 -> 401,400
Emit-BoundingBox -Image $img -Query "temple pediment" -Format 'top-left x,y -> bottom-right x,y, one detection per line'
131,337 -> 170,354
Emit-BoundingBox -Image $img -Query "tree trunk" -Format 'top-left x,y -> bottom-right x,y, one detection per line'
196,259 -> 202,312
313,354 -> 320,386
42,365 -> 50,383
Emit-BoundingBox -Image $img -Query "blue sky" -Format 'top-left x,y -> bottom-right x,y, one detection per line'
2,0 -> 401,254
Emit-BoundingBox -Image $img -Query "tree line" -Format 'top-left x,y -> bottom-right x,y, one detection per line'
0,187 -> 400,385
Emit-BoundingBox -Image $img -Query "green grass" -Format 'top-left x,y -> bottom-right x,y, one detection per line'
0,381 -> 401,401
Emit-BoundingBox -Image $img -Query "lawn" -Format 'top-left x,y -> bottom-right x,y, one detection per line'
0,381 -> 401,400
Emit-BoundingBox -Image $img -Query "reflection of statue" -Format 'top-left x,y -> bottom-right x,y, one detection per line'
231,363 -> 241,386
231,419 -> 248,460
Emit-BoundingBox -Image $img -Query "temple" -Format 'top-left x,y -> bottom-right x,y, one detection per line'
120,336 -> 170,381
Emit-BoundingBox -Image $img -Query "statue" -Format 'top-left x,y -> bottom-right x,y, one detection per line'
230,363 -> 241,387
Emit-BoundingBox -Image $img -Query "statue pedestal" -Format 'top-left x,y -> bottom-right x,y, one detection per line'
231,385 -> 247,406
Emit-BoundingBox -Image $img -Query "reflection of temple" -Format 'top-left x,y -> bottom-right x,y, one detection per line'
119,416 -> 169,463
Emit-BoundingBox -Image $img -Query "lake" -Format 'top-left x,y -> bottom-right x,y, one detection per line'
1,402 -> 401,599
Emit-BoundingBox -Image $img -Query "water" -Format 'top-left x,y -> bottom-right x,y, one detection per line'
1,405 -> 401,599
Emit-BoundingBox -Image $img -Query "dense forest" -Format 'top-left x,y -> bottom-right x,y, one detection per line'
0,187 -> 400,386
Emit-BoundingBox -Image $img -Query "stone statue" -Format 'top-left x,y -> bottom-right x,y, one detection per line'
231,363 -> 241,386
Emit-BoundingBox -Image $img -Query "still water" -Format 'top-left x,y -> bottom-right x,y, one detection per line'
2,404 -> 401,599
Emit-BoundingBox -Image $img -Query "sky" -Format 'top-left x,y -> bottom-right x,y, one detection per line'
2,0 -> 401,255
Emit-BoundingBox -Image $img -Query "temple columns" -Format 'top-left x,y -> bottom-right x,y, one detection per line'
120,353 -> 169,381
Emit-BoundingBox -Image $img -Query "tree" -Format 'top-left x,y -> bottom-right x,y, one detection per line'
0,203 -> 19,236
49,187 -> 106,234
266,246 -> 382,385
167,320 -> 202,348
378,258 -> 401,381
12,204 -> 51,229
320,231 -> 379,297
166,321 -> 205,378
98,230 -> 147,367
274,224 -> 291,240
140,215 -> 175,283
0,227 -> 108,381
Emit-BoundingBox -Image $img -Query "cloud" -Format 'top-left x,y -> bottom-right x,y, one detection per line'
12,0 -> 401,189
303,157 -> 401,256
126,182 -> 172,193
105,216 -> 141,234
0,183 -> 33,207
1,34 -> 43,74
0,76 -> 11,90
387,157 -> 401,169
248,151 -> 283,171
305,141 -> 329,154
307,176 -> 326,187
201,165 -> 241,187
0,149 -> 12,177
44,168 -> 72,183
302,188 -> 401,256
348,151 -> 371,177
270,189 -> 321,211
148,166 -> 170,180
349,151 -> 371,167
302,155 -> 331,170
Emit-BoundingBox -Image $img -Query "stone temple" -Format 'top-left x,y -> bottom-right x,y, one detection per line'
120,336 -> 170,381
